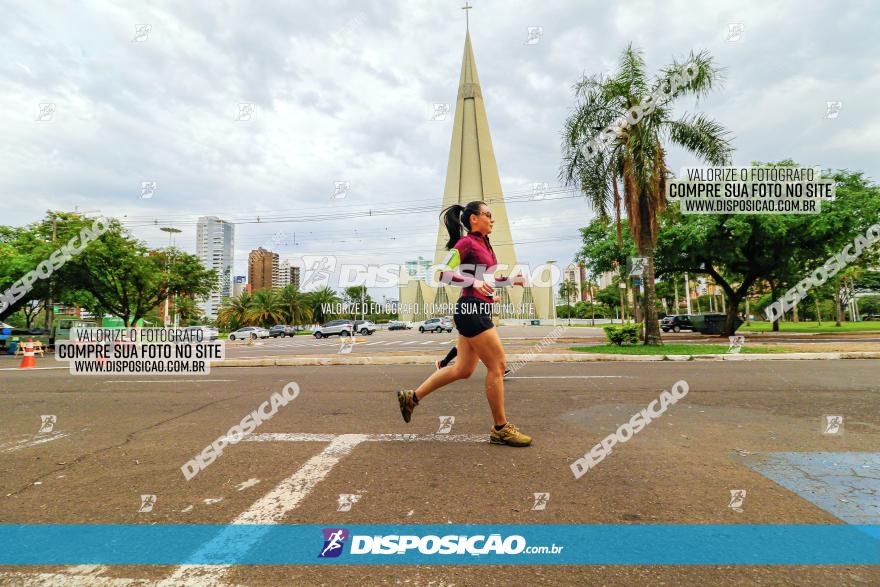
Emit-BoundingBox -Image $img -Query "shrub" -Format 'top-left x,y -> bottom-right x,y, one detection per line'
602,323 -> 642,345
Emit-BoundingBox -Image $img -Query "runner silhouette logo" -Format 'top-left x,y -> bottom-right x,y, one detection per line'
319,528 -> 349,558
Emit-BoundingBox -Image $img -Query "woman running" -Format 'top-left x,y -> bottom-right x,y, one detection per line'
397,200 -> 531,447
435,340 -> 512,379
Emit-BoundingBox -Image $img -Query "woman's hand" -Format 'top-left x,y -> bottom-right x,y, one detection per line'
474,279 -> 495,297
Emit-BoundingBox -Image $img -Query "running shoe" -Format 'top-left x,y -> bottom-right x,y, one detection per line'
398,389 -> 418,423
503,368 -> 512,378
490,422 -> 532,447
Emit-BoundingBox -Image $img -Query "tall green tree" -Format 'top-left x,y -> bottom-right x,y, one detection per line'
0,211 -> 100,322
279,284 -> 313,326
653,167 -> 880,334
217,291 -> 252,330
65,232 -> 216,327
305,286 -> 341,324
561,45 -> 733,344
173,296 -> 204,327
246,289 -> 285,327
558,279 -> 579,326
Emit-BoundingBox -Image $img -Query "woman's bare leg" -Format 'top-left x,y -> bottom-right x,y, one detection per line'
468,327 -> 507,426
414,334 -> 478,401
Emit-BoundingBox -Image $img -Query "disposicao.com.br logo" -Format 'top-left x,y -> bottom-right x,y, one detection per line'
318,528 -> 562,558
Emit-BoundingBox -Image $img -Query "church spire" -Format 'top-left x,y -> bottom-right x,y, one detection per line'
432,26 -> 516,274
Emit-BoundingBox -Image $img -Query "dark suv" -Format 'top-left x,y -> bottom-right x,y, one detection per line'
269,325 -> 296,338
660,314 -> 694,333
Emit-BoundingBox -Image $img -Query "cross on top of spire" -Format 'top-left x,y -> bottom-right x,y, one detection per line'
462,2 -> 472,30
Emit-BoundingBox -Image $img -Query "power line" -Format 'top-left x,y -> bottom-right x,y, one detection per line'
117,188 -> 581,228
117,184 -> 576,221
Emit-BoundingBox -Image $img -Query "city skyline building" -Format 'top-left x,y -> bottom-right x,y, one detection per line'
248,247 -> 278,292
196,216 -> 234,319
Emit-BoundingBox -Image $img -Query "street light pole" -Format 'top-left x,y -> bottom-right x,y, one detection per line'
160,227 -> 182,327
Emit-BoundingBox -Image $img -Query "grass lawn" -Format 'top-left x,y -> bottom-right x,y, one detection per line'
569,343 -> 791,355
739,321 -> 880,333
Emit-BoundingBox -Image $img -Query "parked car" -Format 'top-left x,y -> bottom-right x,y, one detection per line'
388,321 -> 411,331
660,314 -> 694,333
269,325 -> 296,338
420,317 -> 453,333
313,320 -> 354,338
352,320 -> 377,335
186,325 -> 219,341
51,318 -> 98,346
229,326 -> 270,340
862,314 -> 880,321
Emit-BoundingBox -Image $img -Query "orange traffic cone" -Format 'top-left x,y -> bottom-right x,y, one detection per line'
19,338 -> 37,369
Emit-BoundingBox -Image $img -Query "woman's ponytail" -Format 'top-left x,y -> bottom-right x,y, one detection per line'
441,200 -> 485,250
442,204 -> 465,250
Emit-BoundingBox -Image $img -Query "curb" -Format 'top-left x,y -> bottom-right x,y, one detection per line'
214,351 -> 880,368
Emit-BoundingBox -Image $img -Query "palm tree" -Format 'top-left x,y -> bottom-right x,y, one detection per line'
246,289 -> 286,327
174,296 -> 204,326
304,286 -> 341,324
561,45 -> 733,344
558,279 -> 579,326
216,291 -> 252,330
278,284 -> 313,327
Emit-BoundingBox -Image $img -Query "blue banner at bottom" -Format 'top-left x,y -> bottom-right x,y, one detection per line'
1,524 -> 878,565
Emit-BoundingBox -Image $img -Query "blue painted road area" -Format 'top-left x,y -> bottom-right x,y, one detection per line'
744,452 -> 880,533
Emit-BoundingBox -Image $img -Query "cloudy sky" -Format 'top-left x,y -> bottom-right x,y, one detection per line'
3,0 -> 878,299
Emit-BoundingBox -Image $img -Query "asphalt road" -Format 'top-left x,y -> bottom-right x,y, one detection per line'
1,359 -> 879,585
207,326 -> 880,359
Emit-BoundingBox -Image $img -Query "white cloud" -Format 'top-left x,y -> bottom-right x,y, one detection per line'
1,0 -> 877,300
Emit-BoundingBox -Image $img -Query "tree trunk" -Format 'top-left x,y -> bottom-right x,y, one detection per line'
769,281 -> 780,332
613,177 -> 626,324
792,305 -> 799,322
724,295 -> 741,336
834,277 -> 843,327
815,297 -> 822,325
641,244 -> 662,345
613,176 -> 623,246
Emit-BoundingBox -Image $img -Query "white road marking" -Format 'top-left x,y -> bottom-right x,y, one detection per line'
242,432 -> 487,443
161,434 -> 368,586
235,478 -> 260,491
505,375 -> 629,379
5,432 -> 487,586
0,571 -> 145,586
102,380 -> 233,384
0,431 -> 70,453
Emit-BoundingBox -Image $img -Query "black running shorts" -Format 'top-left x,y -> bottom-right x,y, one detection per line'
453,296 -> 495,338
